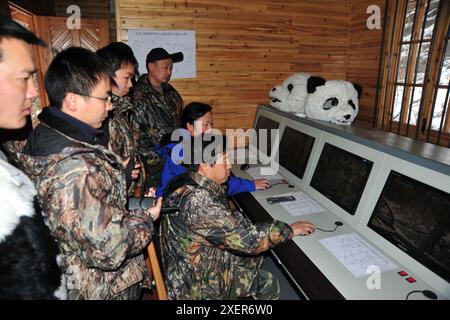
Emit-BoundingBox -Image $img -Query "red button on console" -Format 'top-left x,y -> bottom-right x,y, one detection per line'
398,271 -> 408,277
406,277 -> 416,283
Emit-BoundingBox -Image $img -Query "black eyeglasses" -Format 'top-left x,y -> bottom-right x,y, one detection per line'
76,92 -> 112,104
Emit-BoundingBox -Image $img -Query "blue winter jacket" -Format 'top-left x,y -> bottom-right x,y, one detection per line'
155,140 -> 256,198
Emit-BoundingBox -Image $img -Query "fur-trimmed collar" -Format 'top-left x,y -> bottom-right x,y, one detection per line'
0,155 -> 36,241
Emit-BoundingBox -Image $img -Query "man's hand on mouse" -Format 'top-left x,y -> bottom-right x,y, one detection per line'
290,221 -> 316,236
254,178 -> 270,190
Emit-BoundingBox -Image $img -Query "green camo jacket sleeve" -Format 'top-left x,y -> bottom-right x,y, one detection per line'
38,156 -> 153,271
183,189 -> 294,255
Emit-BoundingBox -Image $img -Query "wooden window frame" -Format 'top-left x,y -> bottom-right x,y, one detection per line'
377,0 -> 450,147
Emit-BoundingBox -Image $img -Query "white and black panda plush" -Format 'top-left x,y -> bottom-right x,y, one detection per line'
305,77 -> 363,125
269,72 -> 311,115
269,83 -> 290,112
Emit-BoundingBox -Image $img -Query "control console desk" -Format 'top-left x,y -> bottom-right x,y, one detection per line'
230,105 -> 450,300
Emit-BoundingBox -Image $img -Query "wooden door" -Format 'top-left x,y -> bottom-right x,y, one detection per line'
34,16 -> 109,105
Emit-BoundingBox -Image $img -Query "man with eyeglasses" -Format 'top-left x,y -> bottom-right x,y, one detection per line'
20,47 -> 162,299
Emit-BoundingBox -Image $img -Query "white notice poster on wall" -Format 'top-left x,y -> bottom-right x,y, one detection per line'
127,29 -> 196,79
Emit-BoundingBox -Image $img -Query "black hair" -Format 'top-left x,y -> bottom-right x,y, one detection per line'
0,16 -> 46,62
44,47 -> 114,108
96,42 -> 138,74
180,102 -> 213,129
181,132 -> 228,173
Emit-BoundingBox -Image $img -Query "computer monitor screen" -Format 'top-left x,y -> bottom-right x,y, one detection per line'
368,171 -> 450,283
279,126 -> 315,179
310,143 -> 373,215
254,116 -> 279,157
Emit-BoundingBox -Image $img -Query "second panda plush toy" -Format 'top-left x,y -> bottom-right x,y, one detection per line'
305,77 -> 362,125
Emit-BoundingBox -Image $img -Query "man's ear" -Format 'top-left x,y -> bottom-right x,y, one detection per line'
307,76 -> 326,94
186,122 -> 195,135
63,92 -> 78,112
197,162 -> 210,176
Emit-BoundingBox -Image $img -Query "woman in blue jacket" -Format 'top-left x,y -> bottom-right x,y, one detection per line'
155,102 -> 269,197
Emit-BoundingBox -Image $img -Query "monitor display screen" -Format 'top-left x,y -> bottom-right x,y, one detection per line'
279,126 -> 315,179
310,143 -> 373,215
368,171 -> 450,283
254,116 -> 279,157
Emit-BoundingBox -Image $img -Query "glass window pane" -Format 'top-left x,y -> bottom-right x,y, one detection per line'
430,88 -> 449,130
393,86 -> 405,121
407,87 -> 423,126
439,41 -> 450,86
403,0 -> 418,42
423,0 -> 439,40
397,44 -> 411,83
416,42 -> 431,84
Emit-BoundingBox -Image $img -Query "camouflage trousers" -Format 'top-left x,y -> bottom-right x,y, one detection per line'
231,256 -> 280,300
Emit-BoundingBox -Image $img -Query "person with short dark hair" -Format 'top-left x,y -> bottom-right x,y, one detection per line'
97,42 -> 142,195
0,16 -> 66,300
20,46 -> 162,300
159,133 -> 316,300
131,47 -> 184,191
155,102 -> 270,198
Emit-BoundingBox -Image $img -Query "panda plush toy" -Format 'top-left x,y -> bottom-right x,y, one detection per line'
269,72 -> 311,115
269,73 -> 362,125
305,77 -> 362,125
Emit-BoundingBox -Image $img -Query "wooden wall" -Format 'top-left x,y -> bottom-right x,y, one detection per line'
116,0 -> 353,132
346,0 -> 386,126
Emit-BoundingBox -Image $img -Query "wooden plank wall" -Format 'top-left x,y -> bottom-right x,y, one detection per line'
346,0 -> 386,126
116,0 -> 352,132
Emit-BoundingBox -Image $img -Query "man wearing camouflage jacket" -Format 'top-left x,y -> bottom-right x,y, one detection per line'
97,42 -> 143,196
20,47 -> 161,299
159,133 -> 316,299
131,48 -> 184,188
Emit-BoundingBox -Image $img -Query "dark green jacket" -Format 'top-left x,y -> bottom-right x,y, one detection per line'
130,74 -> 183,169
159,172 -> 294,300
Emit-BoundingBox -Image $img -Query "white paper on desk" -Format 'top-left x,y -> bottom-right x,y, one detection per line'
277,192 -> 323,216
319,233 -> 397,278
246,166 -> 284,180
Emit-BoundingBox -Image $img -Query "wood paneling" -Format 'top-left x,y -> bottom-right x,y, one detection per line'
34,16 -> 109,105
9,0 -> 55,16
53,0 -> 116,42
346,0 -> 386,127
116,0 -> 352,132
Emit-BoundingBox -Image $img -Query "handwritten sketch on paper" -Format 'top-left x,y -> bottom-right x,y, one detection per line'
319,233 -> 397,278
127,29 -> 196,79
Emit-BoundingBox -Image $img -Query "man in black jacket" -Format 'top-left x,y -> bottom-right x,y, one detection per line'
0,16 -> 66,300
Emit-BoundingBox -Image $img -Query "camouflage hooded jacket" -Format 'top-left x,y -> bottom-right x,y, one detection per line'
13,108 -> 155,300
130,74 -> 183,168
159,172 -> 294,300
107,94 -> 143,195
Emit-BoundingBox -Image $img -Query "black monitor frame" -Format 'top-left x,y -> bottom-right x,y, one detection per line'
254,116 -> 279,157
310,143 -> 373,215
368,170 -> 450,283
278,126 -> 315,180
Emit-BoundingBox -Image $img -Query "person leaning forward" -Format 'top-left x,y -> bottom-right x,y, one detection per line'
20,47 -> 162,300
159,133 -> 316,300
131,47 -> 184,190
